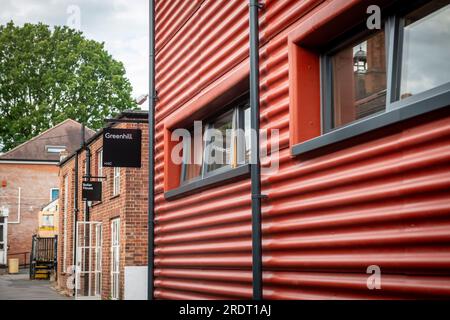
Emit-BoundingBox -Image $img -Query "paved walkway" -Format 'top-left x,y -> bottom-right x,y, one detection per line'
0,271 -> 72,300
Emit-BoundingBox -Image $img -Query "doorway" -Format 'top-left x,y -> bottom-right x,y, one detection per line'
75,221 -> 102,300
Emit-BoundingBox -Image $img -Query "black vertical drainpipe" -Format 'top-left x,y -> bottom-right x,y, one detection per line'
73,152 -> 79,267
148,0 -> 156,301
72,126 -> 82,296
249,0 -> 263,300
81,123 -> 91,222
84,129 -> 91,296
85,147 -> 91,222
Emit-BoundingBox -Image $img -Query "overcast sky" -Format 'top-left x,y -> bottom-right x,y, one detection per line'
0,0 -> 149,109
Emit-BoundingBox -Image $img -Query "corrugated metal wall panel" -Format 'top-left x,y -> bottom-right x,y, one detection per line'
155,0 -> 450,299
258,0 -> 450,299
260,117 -> 450,298
155,0 -> 250,122
154,0 -> 254,300
155,0 -> 203,53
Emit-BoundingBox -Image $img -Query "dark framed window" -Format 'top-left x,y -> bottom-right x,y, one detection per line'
179,95 -> 250,186
321,0 -> 450,133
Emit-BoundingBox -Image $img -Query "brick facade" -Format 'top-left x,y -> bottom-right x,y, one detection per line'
0,163 -> 58,265
56,112 -> 148,300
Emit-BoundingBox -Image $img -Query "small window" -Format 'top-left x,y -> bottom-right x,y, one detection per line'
42,215 -> 54,227
97,149 -> 103,177
113,167 -> 120,196
180,97 -> 250,185
46,145 -> 66,154
50,188 -> 59,201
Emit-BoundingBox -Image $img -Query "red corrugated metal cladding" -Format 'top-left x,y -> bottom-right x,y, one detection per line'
154,0 -> 450,299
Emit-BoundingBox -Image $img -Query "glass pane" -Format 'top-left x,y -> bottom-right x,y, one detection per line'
331,30 -> 387,129
244,106 -> 251,163
42,215 -> 54,227
400,2 -> 450,99
97,150 -> 103,176
51,189 -> 59,201
46,146 -> 66,153
0,224 -> 3,241
206,110 -> 234,173
183,127 -> 203,182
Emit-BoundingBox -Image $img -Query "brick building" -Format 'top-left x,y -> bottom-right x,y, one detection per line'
0,119 -> 93,267
56,110 -> 148,300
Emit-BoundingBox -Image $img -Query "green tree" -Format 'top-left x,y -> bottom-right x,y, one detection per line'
0,21 -> 136,152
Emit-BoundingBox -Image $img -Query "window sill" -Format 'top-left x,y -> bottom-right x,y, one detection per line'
164,164 -> 250,201
292,84 -> 450,157
91,201 -> 102,208
109,194 -> 120,200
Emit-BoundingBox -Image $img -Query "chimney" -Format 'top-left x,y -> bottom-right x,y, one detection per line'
60,150 -> 69,162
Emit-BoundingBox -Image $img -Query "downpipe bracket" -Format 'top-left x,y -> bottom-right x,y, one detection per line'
252,194 -> 268,201
151,89 -> 159,102
249,2 -> 264,9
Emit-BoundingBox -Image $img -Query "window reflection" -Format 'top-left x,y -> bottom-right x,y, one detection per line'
400,2 -> 450,99
331,30 -> 387,129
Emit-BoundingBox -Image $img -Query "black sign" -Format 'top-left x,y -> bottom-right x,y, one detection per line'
82,181 -> 102,201
103,128 -> 142,167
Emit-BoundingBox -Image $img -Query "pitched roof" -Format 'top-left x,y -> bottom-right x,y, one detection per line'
0,119 -> 95,162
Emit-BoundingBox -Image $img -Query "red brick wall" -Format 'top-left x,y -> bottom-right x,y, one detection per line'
56,121 -> 148,299
0,162 -> 58,266
56,161 -> 75,295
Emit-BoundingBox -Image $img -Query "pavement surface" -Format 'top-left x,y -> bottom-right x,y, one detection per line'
0,271 -> 72,300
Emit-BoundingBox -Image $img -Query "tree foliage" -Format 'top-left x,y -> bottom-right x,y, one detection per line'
0,22 -> 136,152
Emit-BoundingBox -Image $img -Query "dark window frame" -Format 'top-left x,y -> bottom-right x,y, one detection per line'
179,94 -> 250,186
321,23 -> 388,133
166,94 -> 251,200
165,164 -> 250,200
292,1 -> 450,156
